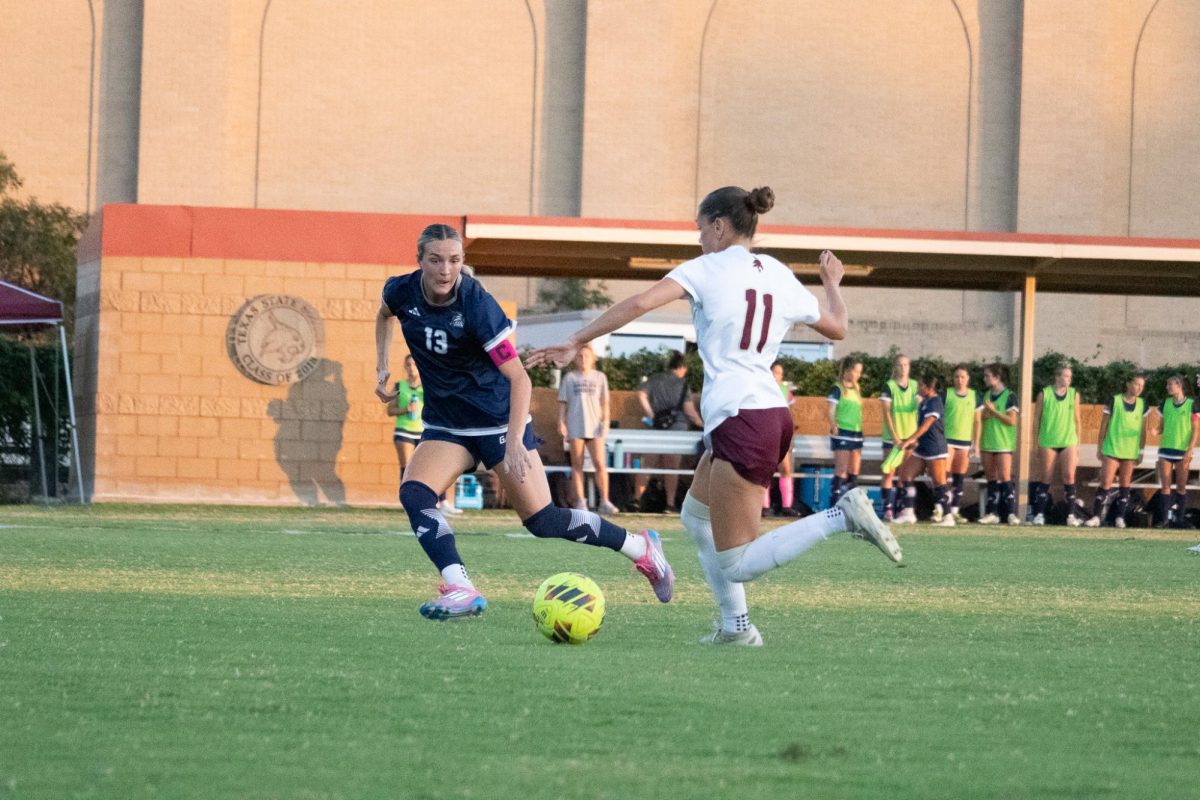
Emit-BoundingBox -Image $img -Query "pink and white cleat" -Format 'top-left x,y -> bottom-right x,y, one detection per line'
419,583 -> 488,620
633,529 -> 674,603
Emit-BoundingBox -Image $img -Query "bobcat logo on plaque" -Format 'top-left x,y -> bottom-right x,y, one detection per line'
226,295 -> 324,385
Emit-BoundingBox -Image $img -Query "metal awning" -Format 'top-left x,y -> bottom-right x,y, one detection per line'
463,216 -> 1200,295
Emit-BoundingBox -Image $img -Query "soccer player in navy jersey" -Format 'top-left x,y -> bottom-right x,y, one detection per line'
374,224 -> 673,619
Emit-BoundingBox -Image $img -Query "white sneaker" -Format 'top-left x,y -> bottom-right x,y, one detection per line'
438,501 -> 464,516
1084,515 -> 1101,528
931,505 -> 944,523
598,500 -> 619,515
933,514 -> 956,527
1066,514 -> 1082,527
1114,517 -> 1126,529
978,513 -> 1000,525
1006,514 -> 1021,526
572,499 -> 588,511
700,623 -> 764,647
836,488 -> 903,563
893,508 -> 917,525
1031,513 -> 1045,526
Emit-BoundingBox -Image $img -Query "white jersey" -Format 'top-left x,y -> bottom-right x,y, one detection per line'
666,245 -> 821,435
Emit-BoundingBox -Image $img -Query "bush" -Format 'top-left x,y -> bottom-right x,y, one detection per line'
527,345 -> 1199,406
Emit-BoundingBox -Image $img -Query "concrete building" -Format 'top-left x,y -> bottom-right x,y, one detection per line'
3,0 -> 1199,362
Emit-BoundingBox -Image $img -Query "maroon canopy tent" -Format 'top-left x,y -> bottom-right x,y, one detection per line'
0,281 -> 84,501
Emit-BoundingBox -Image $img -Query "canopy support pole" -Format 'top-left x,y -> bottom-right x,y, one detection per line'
59,324 -> 86,503
1016,273 -> 1037,513
28,343 -> 49,500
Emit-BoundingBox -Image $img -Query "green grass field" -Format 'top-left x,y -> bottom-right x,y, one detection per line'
1,504 -> 1197,799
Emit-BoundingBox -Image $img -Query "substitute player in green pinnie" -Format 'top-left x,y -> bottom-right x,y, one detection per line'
1028,362 -> 1083,526
826,356 -> 864,505
387,353 -> 424,479
880,354 -> 919,523
1148,374 -> 1198,528
1085,373 -> 1149,528
942,365 -> 982,523
978,363 -> 1020,525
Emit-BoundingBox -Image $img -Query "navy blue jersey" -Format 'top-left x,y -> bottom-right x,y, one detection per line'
382,272 -> 517,434
916,393 -> 946,454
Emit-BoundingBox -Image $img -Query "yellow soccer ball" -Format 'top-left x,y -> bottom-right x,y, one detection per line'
532,572 -> 606,644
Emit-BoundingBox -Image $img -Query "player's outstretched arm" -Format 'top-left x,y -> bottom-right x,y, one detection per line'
809,250 -> 847,341
525,277 -> 688,368
374,303 -> 400,403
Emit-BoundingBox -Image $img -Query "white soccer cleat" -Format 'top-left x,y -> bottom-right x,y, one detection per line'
1187,543 -> 1200,554
1114,517 -> 1127,529
1031,513 -> 1046,526
932,513 -> 956,527
1066,514 -> 1082,527
837,487 -> 903,563
978,513 -> 1000,525
892,508 -> 917,525
1084,515 -> 1101,528
598,500 -> 619,516
700,623 -> 764,647
931,505 -> 944,523
1006,514 -> 1021,526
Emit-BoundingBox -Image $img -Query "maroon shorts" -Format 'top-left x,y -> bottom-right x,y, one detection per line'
709,407 -> 794,488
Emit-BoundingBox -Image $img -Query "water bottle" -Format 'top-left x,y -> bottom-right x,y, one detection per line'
612,440 -> 624,468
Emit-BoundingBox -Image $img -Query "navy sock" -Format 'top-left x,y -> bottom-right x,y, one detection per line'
882,487 -> 896,514
1064,483 -> 1077,511
846,474 -> 858,491
1003,481 -> 1017,518
904,485 -> 917,510
1157,491 -> 1170,524
830,475 -> 844,503
400,481 -> 463,571
893,482 -> 908,515
986,481 -> 999,515
950,473 -> 965,509
523,504 -> 628,551
1028,481 -> 1044,515
1173,492 -> 1188,526
935,483 -> 951,511
1091,487 -> 1110,519
1114,488 -> 1131,521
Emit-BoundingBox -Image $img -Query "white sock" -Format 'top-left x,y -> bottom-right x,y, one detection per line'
681,493 -> 749,632
716,508 -> 847,582
619,532 -> 647,561
441,563 -> 475,590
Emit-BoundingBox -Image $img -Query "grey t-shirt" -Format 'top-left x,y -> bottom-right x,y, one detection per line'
642,372 -> 689,431
558,370 -> 609,439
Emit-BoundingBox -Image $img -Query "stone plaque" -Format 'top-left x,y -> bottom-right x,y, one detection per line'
226,295 -> 324,385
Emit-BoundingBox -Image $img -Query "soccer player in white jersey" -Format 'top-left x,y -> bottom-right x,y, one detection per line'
527,186 -> 901,646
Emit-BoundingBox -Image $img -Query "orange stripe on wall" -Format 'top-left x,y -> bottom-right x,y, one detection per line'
93,204 -> 463,265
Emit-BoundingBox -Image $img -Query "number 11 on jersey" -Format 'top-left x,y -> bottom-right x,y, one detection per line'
740,289 -> 773,353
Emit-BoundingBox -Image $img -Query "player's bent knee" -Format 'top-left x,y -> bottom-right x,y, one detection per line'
715,544 -> 764,582
522,504 -> 566,538
399,481 -> 438,513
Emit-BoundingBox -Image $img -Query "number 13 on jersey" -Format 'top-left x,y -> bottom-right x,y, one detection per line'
740,289 -> 774,353
424,327 -> 448,354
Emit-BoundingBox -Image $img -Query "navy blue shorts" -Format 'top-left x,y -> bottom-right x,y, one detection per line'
914,447 -> 949,461
393,430 -> 421,446
831,428 -> 863,452
421,421 -> 539,471
947,438 -> 971,450
1158,448 -> 1187,463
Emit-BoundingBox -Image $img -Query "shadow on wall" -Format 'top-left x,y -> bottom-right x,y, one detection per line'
267,359 -> 347,506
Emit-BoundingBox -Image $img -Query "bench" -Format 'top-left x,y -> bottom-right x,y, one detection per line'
547,431 -> 1196,502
